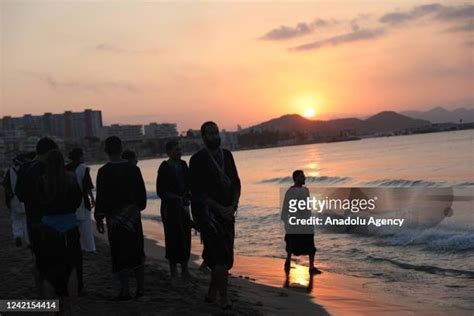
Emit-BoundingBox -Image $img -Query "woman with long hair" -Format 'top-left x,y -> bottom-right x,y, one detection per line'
37,149 -> 82,306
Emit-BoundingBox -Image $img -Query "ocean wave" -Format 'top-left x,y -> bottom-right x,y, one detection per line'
142,214 -> 162,222
366,255 -> 474,278
146,192 -> 159,200
454,181 -> 474,187
259,175 -> 351,185
362,179 -> 474,188
374,227 -> 474,253
259,176 -> 474,188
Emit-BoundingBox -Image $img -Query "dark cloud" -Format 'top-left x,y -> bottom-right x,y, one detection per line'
350,21 -> 360,32
291,28 -> 385,51
261,23 -> 312,40
379,3 -> 474,25
313,18 -> 336,27
23,72 -> 139,94
379,3 -> 442,25
350,13 -> 372,32
443,22 -> 474,33
260,18 -> 337,40
263,3 -> 472,52
95,43 -> 159,55
435,4 -> 474,21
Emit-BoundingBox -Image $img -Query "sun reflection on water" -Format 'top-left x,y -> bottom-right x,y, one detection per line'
284,263 -> 315,294
290,264 -> 309,286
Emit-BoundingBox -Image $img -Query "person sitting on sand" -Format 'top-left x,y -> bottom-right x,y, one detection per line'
66,148 -> 96,253
95,136 -> 147,300
156,140 -> 192,283
190,121 -> 241,310
36,149 -> 83,306
121,149 -> 138,165
281,170 -> 321,275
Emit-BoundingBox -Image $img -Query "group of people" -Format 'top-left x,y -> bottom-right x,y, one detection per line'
1,121 -> 242,310
156,121 -> 241,308
3,138 -> 97,302
2,120 -> 320,310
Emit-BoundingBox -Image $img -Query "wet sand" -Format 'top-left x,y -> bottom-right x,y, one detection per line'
142,220 -> 453,315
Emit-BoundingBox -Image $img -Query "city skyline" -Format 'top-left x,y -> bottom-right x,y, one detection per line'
2,104 -> 473,135
0,109 -> 182,140
2,1 -> 473,130
0,109 -> 178,130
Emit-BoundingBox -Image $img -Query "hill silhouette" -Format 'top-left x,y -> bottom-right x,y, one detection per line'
242,111 -> 430,135
401,107 -> 474,123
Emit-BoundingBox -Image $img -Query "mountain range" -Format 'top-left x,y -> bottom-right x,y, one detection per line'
401,107 -> 474,124
242,111 -> 430,135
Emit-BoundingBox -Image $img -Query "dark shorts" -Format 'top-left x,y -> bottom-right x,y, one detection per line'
285,234 -> 316,256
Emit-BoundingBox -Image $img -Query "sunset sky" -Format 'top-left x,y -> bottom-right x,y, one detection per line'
1,0 -> 473,131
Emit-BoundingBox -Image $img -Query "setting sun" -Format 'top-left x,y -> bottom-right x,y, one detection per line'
291,93 -> 323,119
303,107 -> 316,118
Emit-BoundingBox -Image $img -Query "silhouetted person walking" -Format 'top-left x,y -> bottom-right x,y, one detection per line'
156,140 -> 192,283
190,121 -> 241,309
95,136 -> 147,300
281,170 -> 321,275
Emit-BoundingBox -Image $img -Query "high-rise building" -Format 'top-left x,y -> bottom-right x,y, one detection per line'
144,123 -> 178,139
84,109 -> 102,138
0,109 -> 103,140
104,124 -> 144,141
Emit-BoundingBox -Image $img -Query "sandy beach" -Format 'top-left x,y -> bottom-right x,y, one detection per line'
0,194 -> 261,315
0,190 -> 466,316
142,220 -> 459,316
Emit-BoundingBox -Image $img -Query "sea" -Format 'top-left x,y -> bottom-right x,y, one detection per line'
91,129 -> 474,310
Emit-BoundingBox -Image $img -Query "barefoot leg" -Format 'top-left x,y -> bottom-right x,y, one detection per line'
284,253 -> 291,273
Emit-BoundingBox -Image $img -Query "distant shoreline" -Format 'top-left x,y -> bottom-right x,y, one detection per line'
90,126 -> 473,166
228,125 -> 474,153
1,124 -> 472,171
